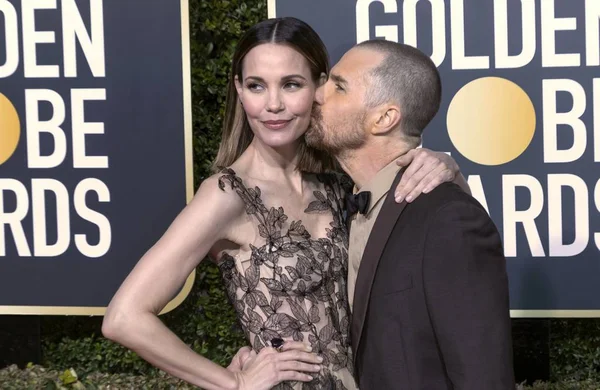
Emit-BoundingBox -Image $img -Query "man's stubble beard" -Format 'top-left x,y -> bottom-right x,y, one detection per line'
306,105 -> 368,156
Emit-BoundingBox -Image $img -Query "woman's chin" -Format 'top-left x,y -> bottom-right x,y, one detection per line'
256,133 -> 304,149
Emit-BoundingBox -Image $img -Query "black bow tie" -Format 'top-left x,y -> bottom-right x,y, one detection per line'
346,191 -> 371,218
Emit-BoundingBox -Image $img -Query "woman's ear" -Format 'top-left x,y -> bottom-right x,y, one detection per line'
234,75 -> 243,97
318,72 -> 328,87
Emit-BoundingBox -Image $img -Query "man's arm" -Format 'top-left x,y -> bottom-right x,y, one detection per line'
422,200 -> 514,390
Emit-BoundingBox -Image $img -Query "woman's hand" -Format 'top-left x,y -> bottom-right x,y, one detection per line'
227,346 -> 254,372
233,342 -> 322,390
394,148 -> 468,203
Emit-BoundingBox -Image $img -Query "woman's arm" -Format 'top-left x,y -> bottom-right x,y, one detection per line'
102,176 -> 320,390
393,148 -> 471,203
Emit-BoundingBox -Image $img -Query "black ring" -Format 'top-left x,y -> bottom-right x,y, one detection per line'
271,337 -> 284,351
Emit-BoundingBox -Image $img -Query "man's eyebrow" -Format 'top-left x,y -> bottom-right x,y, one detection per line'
330,73 -> 348,87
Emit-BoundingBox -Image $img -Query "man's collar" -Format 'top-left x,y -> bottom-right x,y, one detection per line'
352,159 -> 402,215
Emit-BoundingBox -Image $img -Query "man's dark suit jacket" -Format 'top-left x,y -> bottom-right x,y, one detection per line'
351,172 -> 515,390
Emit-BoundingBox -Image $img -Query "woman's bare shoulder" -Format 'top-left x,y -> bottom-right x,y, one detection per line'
191,171 -> 247,219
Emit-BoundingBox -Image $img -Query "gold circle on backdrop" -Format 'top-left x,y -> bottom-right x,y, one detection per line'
446,77 -> 536,166
0,92 -> 21,166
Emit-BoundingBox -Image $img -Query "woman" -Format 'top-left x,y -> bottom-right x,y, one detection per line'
102,17 -> 467,390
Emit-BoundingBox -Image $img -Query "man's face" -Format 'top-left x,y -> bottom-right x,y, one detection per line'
306,47 -> 384,154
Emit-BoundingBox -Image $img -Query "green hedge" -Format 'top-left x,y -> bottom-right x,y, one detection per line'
550,319 -> 600,381
29,0 -> 600,386
0,365 -> 193,389
1,366 -> 598,390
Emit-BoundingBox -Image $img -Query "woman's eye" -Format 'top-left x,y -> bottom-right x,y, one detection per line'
247,83 -> 264,92
335,84 -> 344,92
284,82 -> 301,90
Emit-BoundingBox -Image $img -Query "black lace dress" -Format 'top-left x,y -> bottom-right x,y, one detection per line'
217,168 -> 357,390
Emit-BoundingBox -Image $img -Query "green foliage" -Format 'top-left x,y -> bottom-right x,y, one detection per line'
518,380 -> 600,390
42,334 -> 154,376
1,365 -> 598,390
0,365 -> 195,389
550,319 -> 600,382
190,0 -> 267,182
184,262 -> 247,367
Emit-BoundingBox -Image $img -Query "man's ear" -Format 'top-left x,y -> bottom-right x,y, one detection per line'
371,105 -> 402,135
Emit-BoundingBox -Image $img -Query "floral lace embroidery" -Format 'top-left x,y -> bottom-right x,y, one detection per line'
217,168 -> 354,390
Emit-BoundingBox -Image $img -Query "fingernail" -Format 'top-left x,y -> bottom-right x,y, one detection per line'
314,365 -> 321,370
406,195 -> 413,202
395,196 -> 403,203
317,356 -> 324,362
307,375 -> 314,380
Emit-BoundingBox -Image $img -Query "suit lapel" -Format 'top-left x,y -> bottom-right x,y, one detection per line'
351,170 -> 407,365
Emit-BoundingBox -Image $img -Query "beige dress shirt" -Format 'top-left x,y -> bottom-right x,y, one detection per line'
347,160 -> 401,310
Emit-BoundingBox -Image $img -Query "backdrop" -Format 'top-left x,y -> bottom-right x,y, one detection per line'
0,0 -> 193,315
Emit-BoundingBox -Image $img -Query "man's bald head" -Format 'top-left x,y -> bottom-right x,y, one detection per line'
355,40 -> 442,145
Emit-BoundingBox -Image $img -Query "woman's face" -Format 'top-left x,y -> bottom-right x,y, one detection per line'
235,43 -> 317,149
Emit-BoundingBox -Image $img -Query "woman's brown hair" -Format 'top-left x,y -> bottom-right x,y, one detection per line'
211,17 -> 338,173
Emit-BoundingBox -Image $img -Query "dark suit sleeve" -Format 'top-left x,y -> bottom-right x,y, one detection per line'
422,200 -> 515,390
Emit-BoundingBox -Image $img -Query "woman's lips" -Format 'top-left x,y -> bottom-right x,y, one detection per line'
262,119 -> 293,130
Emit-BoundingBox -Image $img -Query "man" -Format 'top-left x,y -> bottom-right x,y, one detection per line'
305,40 -> 515,389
